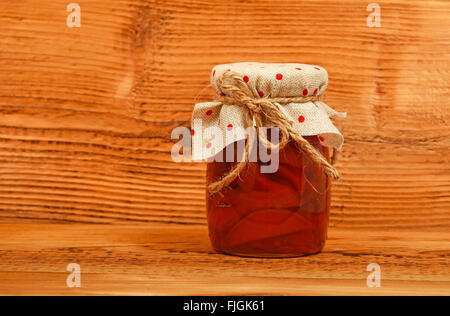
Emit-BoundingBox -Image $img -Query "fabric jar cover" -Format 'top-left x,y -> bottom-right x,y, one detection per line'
191,62 -> 346,161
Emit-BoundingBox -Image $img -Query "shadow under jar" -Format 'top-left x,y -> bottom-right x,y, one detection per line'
206,136 -> 331,258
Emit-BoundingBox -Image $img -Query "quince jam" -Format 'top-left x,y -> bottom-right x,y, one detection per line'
206,136 -> 330,258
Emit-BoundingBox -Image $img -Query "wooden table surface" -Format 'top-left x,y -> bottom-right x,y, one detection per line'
0,0 -> 449,295
0,223 -> 448,296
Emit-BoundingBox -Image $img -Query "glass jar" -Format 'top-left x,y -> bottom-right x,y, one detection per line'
191,62 -> 345,258
206,136 -> 330,258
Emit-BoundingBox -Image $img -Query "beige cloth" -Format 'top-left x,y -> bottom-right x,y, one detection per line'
192,62 -> 345,160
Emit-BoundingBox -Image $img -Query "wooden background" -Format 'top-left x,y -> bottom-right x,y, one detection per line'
0,0 -> 449,295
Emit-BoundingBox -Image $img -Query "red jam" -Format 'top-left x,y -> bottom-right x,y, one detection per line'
206,136 -> 331,257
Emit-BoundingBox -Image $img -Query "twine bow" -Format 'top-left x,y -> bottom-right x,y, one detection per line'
208,71 -> 339,194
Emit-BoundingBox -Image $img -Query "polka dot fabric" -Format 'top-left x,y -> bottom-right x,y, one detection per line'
192,62 -> 346,160
211,62 -> 328,98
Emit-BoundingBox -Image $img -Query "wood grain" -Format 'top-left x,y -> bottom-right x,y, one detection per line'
0,223 -> 448,295
0,0 -> 449,295
0,0 -> 449,228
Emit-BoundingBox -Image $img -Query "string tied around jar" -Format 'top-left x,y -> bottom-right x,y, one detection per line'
208,70 -> 340,194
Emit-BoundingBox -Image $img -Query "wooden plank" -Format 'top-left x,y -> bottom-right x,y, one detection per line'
0,223 -> 448,295
0,0 -> 449,228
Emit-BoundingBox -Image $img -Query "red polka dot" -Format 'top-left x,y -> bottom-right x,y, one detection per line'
206,110 -> 213,116
298,115 -> 305,123
191,129 -> 195,136
295,68 -> 302,70
227,124 -> 233,131
227,69 -> 231,72
213,70 -> 216,76
318,136 -> 325,142
259,91 -> 265,97
302,89 -> 308,96
243,76 -> 249,83
206,142 -> 212,149
313,88 -> 319,95
314,67 -> 320,71
276,73 -> 283,80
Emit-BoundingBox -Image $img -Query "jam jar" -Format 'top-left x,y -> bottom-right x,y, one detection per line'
191,62 -> 345,258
